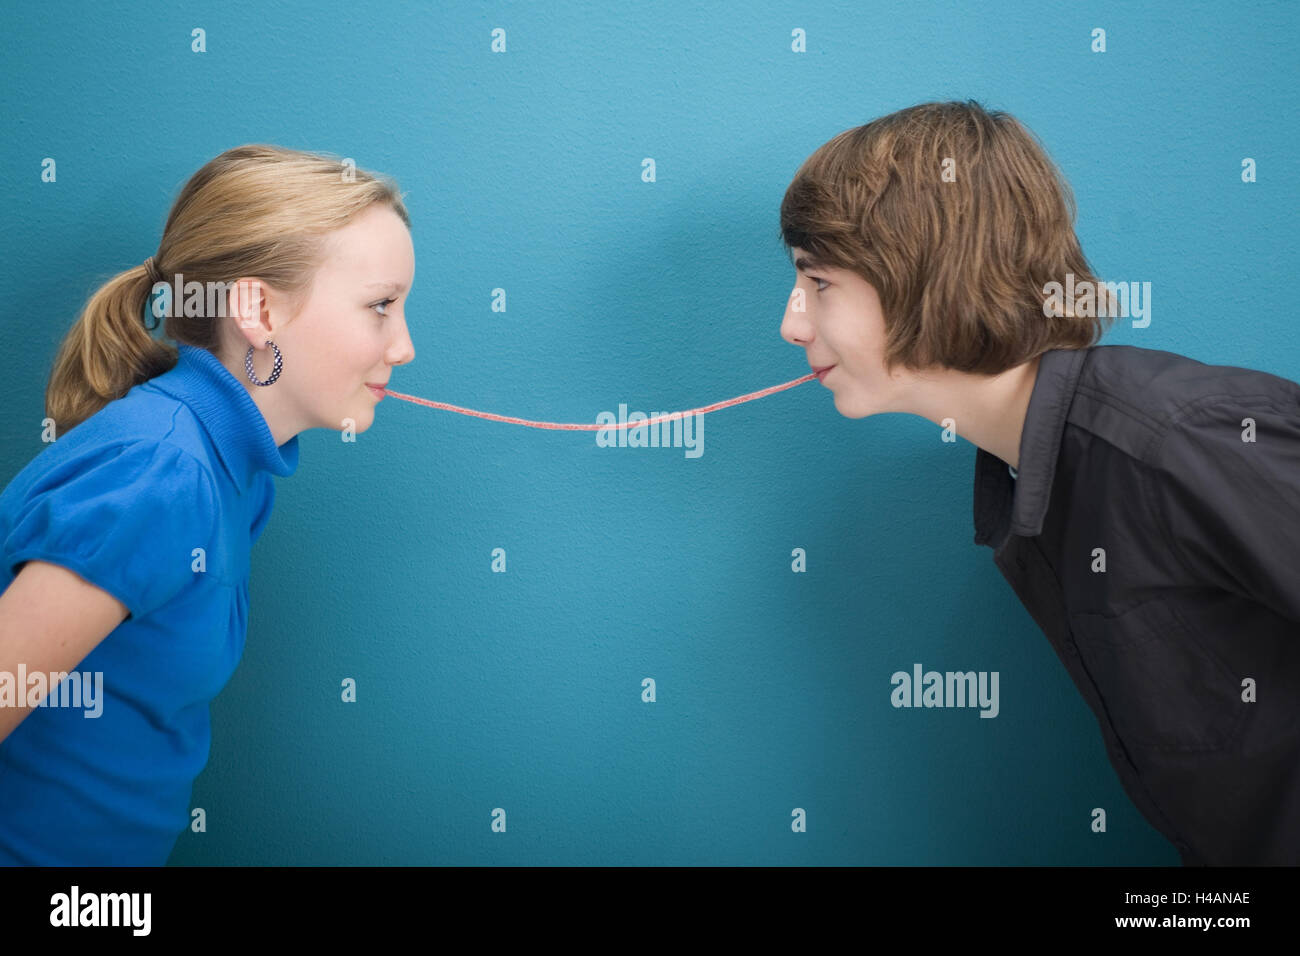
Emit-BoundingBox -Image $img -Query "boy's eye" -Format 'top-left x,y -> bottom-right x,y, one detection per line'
811,277 -> 829,292
372,297 -> 396,316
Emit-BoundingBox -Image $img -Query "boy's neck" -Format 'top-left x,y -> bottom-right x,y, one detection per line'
899,354 -> 1043,471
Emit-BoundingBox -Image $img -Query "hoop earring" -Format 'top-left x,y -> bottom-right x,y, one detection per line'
246,339 -> 283,386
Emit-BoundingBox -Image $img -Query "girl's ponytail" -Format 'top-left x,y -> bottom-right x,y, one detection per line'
46,261 -> 177,436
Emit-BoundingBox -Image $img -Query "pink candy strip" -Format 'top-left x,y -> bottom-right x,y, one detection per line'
383,372 -> 819,431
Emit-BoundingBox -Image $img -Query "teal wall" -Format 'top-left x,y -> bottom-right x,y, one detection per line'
1,0 -> 1296,864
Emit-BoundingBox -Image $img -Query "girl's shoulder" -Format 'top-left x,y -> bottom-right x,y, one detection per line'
0,414 -> 221,621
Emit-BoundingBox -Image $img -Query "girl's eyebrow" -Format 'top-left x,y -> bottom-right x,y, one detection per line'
365,280 -> 407,294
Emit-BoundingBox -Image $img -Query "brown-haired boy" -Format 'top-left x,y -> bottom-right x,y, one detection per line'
779,99 -> 1300,865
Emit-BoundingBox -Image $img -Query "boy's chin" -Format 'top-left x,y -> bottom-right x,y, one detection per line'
831,390 -> 873,419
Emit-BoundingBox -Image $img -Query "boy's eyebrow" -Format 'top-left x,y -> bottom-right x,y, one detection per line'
793,256 -> 828,274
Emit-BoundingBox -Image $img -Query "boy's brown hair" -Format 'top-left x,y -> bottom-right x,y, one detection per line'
780,100 -> 1115,376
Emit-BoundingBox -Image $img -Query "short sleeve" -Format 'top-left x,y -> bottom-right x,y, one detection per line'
1152,402 -> 1300,627
2,441 -> 218,621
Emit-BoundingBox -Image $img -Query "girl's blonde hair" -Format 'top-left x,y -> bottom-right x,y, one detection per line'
780,100 -> 1115,376
46,144 -> 410,433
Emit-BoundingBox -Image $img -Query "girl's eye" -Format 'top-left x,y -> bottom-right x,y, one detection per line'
372,297 -> 396,317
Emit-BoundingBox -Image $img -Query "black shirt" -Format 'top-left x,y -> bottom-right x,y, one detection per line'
974,344 -> 1300,865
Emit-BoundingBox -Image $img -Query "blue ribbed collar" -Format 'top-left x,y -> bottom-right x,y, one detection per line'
147,343 -> 300,495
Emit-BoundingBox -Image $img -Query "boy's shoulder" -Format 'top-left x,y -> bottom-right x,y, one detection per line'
1071,344 -> 1300,454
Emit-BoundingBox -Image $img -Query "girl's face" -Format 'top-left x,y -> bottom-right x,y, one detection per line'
779,247 -> 903,418
250,203 -> 416,435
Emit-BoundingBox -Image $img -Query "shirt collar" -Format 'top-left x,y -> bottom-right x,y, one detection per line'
973,347 -> 1086,550
147,343 -> 300,495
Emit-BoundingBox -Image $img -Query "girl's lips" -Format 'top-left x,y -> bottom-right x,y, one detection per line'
366,384 -> 386,399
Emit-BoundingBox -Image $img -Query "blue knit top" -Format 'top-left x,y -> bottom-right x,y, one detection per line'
0,344 -> 299,864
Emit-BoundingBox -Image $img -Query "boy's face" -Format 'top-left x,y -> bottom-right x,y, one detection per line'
780,247 -> 901,418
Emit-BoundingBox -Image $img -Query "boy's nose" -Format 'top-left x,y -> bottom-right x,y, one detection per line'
781,296 -> 810,346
